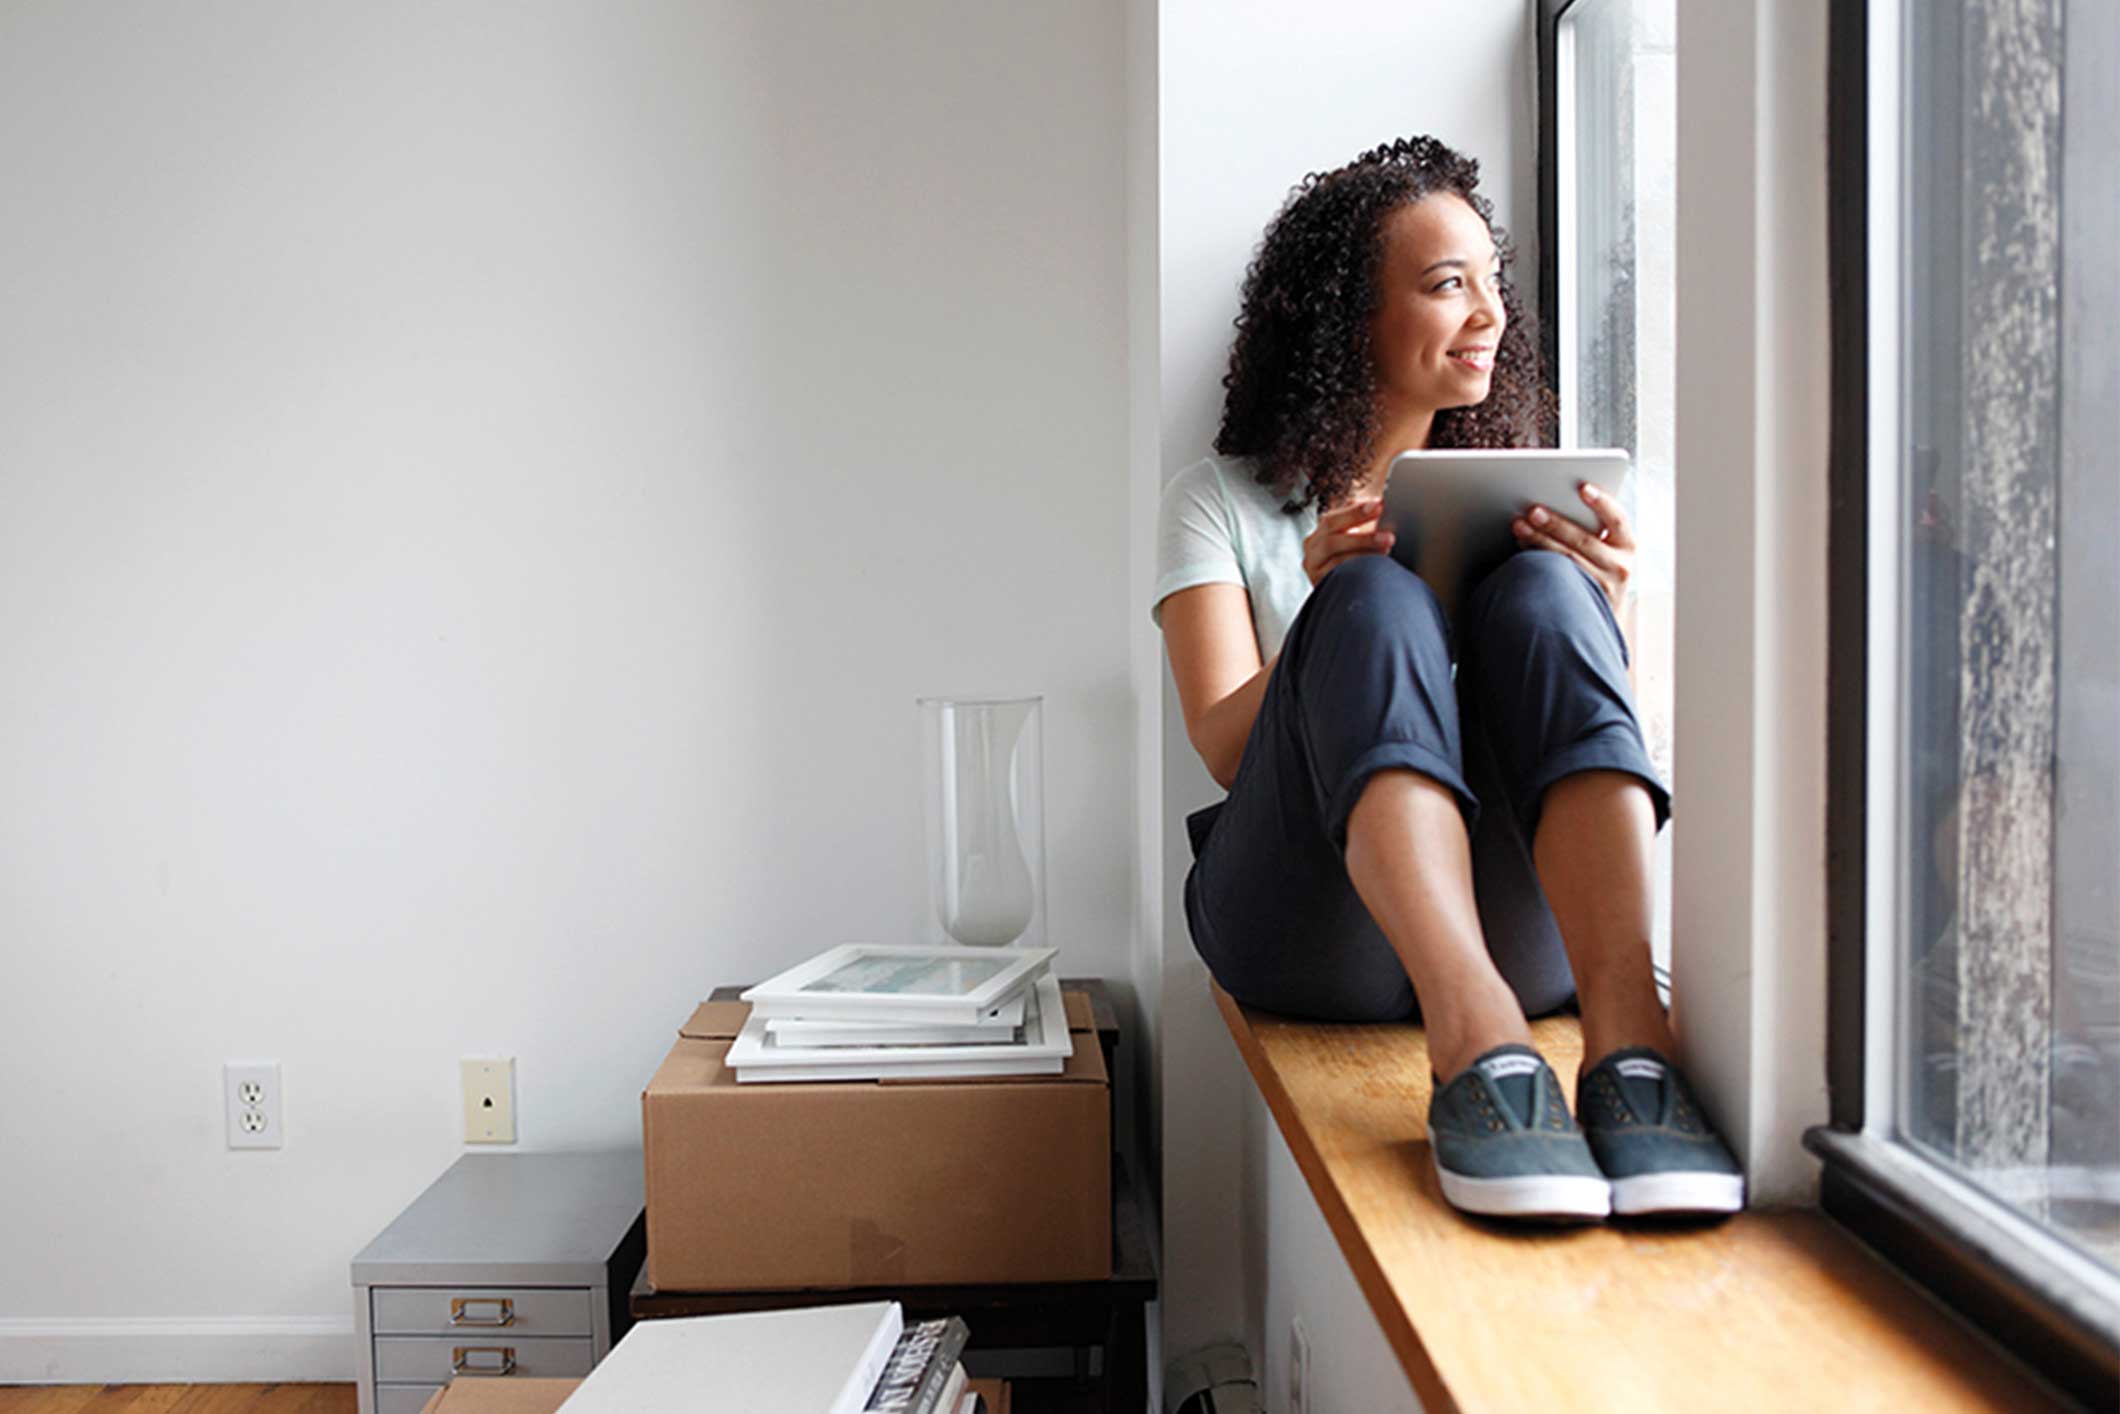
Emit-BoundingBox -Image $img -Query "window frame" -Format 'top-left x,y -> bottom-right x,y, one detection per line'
1805,1 -> 2117,1406
1535,0 -> 1570,418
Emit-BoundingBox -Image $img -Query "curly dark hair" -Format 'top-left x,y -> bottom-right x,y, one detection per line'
1214,135 -> 1556,513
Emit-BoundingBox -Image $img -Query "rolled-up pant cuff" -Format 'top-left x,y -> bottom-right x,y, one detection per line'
1325,738 -> 1480,850
1512,727 -> 1671,838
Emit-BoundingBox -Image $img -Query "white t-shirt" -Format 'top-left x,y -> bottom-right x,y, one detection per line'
1151,454 -> 1316,660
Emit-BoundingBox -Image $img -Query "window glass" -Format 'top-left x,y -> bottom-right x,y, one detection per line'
1897,0 -> 2118,1271
1561,0 -> 1676,974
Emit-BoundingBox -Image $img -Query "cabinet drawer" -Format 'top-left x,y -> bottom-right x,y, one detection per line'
371,1286 -> 593,1336
374,1335 -> 595,1383
375,1385 -> 442,1414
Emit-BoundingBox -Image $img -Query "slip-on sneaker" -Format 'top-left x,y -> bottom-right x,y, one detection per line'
1577,1045 -> 1746,1217
1427,1042 -> 1611,1223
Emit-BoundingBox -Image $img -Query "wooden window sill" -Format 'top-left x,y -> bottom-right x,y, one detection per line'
1213,982 -> 2069,1413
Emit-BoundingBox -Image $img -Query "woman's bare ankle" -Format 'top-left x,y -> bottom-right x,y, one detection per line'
1427,991 -> 1534,1086
1577,994 -> 1680,1077
1568,954 -> 1680,1073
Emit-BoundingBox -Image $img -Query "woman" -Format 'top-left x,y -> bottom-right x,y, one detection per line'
1153,136 -> 1743,1223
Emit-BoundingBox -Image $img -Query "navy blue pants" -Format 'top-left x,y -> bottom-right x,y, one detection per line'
1183,550 -> 1670,1023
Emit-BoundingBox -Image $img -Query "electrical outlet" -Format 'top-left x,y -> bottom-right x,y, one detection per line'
461,1057 -> 516,1144
224,1061 -> 281,1149
1289,1314 -> 1311,1414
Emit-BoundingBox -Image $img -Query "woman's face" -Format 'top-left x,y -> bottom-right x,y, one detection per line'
1369,193 -> 1505,419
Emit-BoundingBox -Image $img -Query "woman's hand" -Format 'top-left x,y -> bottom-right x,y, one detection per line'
1512,482 -> 1635,614
1303,497 -> 1397,587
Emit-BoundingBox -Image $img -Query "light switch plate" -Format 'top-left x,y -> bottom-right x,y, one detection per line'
461,1057 -> 516,1143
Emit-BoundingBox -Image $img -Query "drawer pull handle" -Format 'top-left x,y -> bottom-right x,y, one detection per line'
450,1297 -> 515,1327
451,1346 -> 517,1377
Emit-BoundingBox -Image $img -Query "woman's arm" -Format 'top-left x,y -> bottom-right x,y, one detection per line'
1161,583 -> 1273,791
1160,497 -> 1398,789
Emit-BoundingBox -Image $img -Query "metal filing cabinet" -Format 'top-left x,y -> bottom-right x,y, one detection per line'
351,1152 -> 646,1414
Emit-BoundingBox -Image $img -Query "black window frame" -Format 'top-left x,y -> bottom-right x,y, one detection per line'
1538,1 -> 2120,1407
1534,0 -> 1569,410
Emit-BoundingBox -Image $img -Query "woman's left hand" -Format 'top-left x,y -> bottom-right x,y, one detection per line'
1512,482 -> 1635,614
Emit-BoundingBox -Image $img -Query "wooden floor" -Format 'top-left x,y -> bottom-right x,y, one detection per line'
0,1391 -> 354,1414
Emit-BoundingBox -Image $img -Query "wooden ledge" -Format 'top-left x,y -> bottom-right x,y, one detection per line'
1213,982 -> 2065,1413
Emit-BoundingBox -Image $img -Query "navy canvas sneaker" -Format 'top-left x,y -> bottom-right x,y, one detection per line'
1577,1046 -> 1746,1216
1426,1042 -> 1610,1222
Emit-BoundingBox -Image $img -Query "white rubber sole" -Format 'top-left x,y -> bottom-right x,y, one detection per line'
1433,1150 -> 1612,1222
1609,1170 -> 1746,1216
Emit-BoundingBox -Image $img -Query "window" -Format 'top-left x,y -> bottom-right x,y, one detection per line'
1809,0 -> 2119,1402
1538,0 -> 1678,987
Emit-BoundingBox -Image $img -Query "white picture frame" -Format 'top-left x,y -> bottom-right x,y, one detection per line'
764,1015 -> 1021,1047
738,944 -> 1055,1026
765,987 -> 1027,1045
727,972 -> 1071,1082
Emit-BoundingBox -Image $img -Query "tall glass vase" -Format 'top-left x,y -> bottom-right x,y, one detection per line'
919,695 -> 1046,950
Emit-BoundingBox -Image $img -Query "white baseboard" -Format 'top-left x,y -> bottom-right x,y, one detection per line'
0,1317 -> 354,1384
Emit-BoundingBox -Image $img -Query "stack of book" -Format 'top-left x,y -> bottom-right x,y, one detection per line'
867,1314 -> 975,1414
559,1301 -> 985,1414
728,943 -> 1063,1083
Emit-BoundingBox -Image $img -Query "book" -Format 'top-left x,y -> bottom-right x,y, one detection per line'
728,972 -> 1071,1083
865,1316 -> 969,1414
560,1300 -> 901,1414
741,944 -> 1055,1026
934,1363 -> 968,1414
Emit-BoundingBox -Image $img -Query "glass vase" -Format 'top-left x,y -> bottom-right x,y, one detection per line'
919,695 -> 1046,950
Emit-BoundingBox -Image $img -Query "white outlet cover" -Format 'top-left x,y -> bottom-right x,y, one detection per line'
462,1057 -> 516,1144
224,1061 -> 281,1150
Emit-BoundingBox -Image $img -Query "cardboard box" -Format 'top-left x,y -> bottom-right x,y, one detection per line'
418,1378 -> 581,1414
643,990 -> 1110,1291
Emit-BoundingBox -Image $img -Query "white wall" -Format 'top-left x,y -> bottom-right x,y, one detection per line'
1122,0 -> 1169,1390
1149,1 -> 1534,1405
0,0 -> 1134,1380
1244,1090 -> 1421,1414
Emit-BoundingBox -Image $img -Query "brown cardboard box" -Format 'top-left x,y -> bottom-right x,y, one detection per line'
418,1378 -> 581,1414
643,989 -> 1110,1291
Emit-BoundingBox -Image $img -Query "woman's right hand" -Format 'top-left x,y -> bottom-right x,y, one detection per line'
1302,497 -> 1396,586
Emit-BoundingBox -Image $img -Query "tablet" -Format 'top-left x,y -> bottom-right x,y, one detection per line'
1381,448 -> 1633,622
